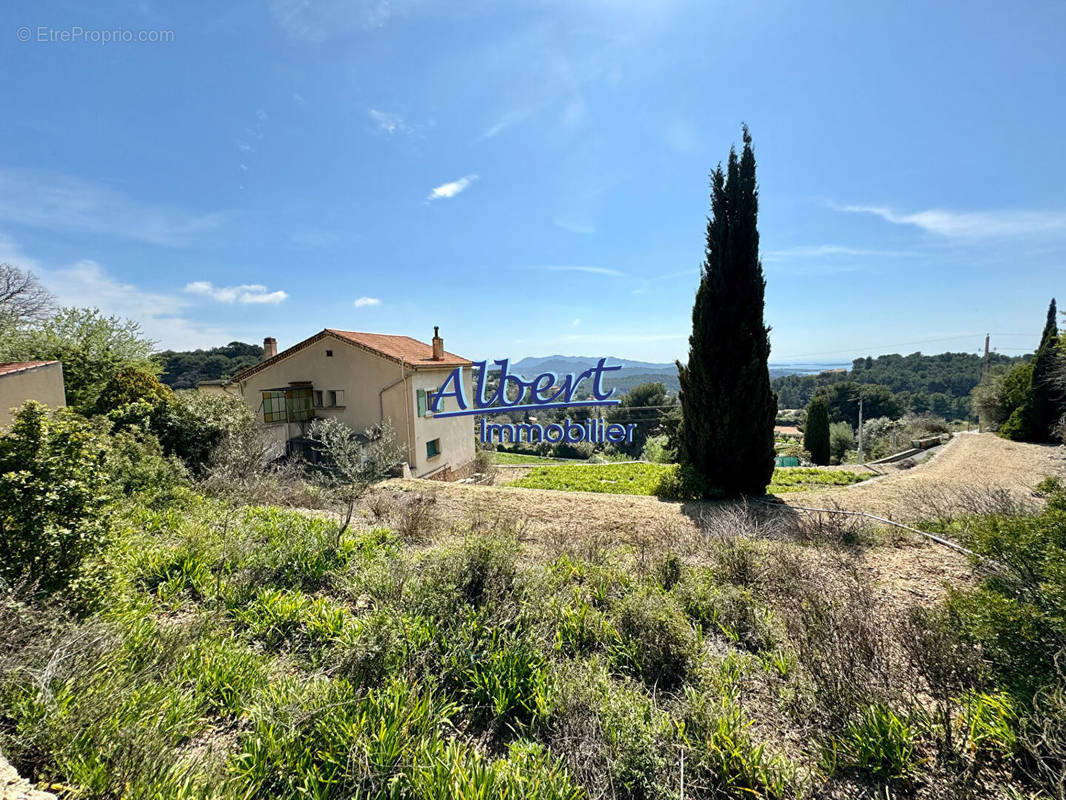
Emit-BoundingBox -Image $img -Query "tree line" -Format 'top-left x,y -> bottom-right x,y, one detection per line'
773,351 -> 1025,420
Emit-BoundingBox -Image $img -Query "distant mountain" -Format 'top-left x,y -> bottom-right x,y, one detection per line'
505,355 -> 676,376
480,356 -> 836,398
496,356 -> 841,383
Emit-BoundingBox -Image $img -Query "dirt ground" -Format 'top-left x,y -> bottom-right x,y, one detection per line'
360,433 -> 1066,608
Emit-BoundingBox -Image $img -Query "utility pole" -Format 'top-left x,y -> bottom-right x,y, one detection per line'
978,333 -> 990,432
857,396 -> 864,464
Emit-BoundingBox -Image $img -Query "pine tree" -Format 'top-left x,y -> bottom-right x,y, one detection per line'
804,397 -> 830,466
676,126 -> 777,496
1030,298 -> 1064,441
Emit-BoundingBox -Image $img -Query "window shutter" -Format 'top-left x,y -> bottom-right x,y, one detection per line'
417,389 -> 427,417
335,390 -> 344,407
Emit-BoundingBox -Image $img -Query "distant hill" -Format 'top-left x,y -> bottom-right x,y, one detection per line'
508,355 -> 676,376
487,356 -> 831,397
156,342 -> 264,389
772,351 -> 1029,419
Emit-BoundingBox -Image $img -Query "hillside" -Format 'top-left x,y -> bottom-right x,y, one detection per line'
155,342 -> 264,389
773,351 -> 1029,417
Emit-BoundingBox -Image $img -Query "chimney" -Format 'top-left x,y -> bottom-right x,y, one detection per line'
263,337 -> 277,360
431,326 -> 444,360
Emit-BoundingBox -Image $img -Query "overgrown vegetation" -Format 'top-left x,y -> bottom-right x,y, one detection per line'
3,445 -> 1064,798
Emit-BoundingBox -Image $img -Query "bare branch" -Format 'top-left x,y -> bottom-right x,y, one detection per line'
0,262 -> 55,324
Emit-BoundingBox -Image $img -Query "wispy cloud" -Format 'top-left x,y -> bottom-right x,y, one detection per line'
515,331 -> 686,345
762,244 -> 916,261
369,109 -> 411,135
354,296 -> 381,308
540,265 -> 625,277
185,281 -> 288,305
0,168 -> 225,245
631,268 -> 698,294
837,204 -> 1066,239
269,0 -> 396,40
477,107 -> 540,142
554,217 -> 596,235
428,174 -> 478,201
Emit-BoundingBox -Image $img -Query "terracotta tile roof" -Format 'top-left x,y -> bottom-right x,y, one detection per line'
0,361 -> 59,377
229,329 -> 469,383
326,329 -> 471,368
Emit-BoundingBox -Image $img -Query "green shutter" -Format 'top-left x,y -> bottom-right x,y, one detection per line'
417,389 -> 427,417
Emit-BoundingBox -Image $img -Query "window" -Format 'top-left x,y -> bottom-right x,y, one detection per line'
325,349 -> 333,357
261,387 -> 314,423
426,438 -> 441,458
417,387 -> 443,417
262,390 -> 286,423
313,390 -> 323,408
287,386 -> 314,422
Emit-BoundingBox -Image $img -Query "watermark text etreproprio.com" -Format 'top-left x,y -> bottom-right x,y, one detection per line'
16,26 -> 174,44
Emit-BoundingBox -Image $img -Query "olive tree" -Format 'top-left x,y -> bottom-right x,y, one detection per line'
306,418 -> 404,542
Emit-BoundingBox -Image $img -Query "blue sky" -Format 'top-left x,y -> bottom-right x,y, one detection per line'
2,0 -> 1064,363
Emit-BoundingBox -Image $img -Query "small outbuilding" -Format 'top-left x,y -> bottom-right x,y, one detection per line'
0,361 -> 66,428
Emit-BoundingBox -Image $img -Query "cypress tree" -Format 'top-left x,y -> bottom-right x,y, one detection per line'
804,397 -> 831,466
676,126 -> 777,496
1030,298 -> 1063,441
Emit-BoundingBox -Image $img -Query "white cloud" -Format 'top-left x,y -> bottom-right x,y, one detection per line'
185,281 -> 288,305
0,168 -> 226,245
572,318 -> 581,326
540,265 -> 624,277
354,296 -> 381,308
428,174 -> 478,200
837,204 -> 1066,239
762,244 -> 916,261
40,260 -> 232,350
369,109 -> 411,135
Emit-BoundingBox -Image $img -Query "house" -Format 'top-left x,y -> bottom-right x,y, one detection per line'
210,327 -> 476,479
0,361 -> 66,428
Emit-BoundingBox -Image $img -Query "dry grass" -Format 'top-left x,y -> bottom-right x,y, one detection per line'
352,434 -> 1064,613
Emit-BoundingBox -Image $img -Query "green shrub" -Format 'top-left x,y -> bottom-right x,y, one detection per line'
104,427 -> 186,499
675,570 -> 775,651
641,435 -> 672,464
548,664 -> 672,799
946,493 -> 1066,700
92,367 -> 172,416
0,402 -> 110,593
412,533 -> 520,617
654,462 -> 708,500
828,421 -> 854,463
611,588 -> 698,690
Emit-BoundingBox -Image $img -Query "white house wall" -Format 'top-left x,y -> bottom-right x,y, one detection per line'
234,336 -> 474,477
